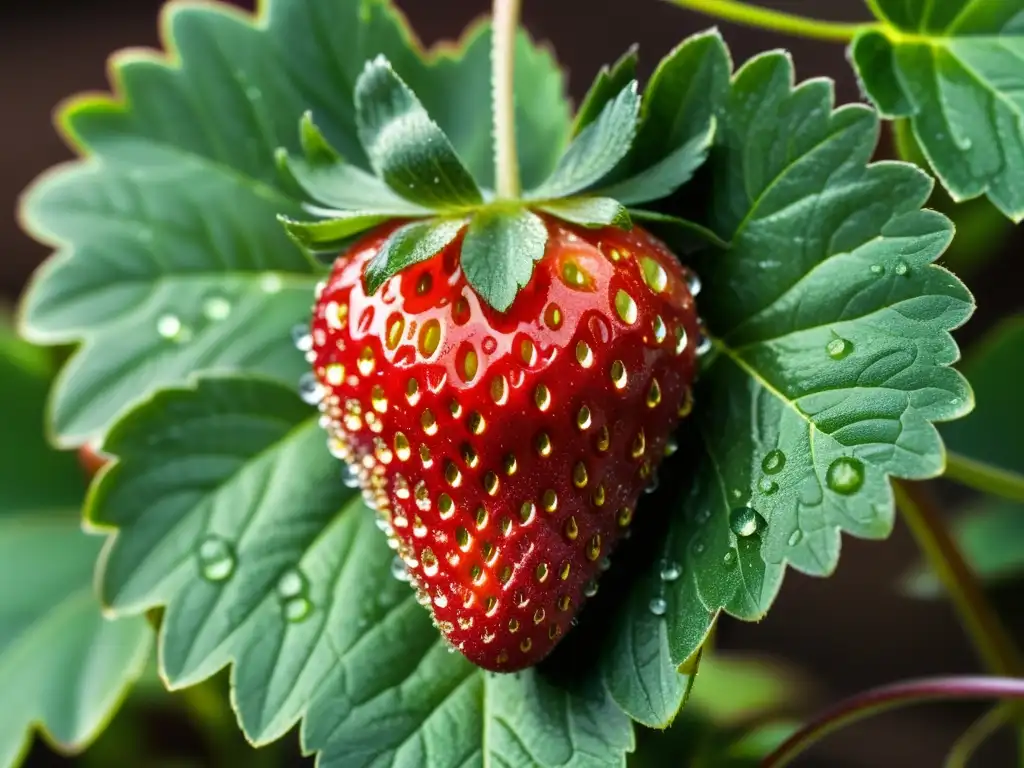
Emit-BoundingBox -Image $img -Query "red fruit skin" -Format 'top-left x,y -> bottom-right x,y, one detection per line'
310,217 -> 700,672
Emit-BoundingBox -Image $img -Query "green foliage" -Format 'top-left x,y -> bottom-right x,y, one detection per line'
573,46 -> 639,135
88,377 -> 633,766
648,51 -> 972,669
0,323 -> 151,768
853,0 -> 1024,222
19,0 -> 571,445
14,1 -> 981,764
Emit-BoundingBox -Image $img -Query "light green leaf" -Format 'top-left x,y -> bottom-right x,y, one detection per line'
539,197 -> 632,229
19,0 -> 569,446
364,218 -> 466,294
852,1 -> 1024,221
573,46 -> 638,136
355,56 -> 483,209
942,315 -> 1024,476
90,377 -> 633,766
461,209 -> 549,312
595,121 -> 715,206
279,210 -> 396,251
904,499 -> 1024,596
0,325 -> 151,768
528,83 -> 640,200
652,52 -> 972,668
598,30 -> 729,204
627,210 -> 729,255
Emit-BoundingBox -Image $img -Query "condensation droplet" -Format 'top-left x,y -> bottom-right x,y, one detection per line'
659,560 -> 681,582
648,597 -> 667,616
695,333 -> 712,356
292,323 -> 313,352
197,535 -> 236,582
894,259 -> 909,276
788,530 -> 803,547
729,506 -> 765,538
826,457 -> 865,495
298,372 -> 325,405
826,337 -> 854,360
341,463 -> 360,489
203,295 -> 232,321
758,477 -> 779,495
686,272 -> 702,296
762,449 -> 786,475
260,272 -> 284,294
157,314 -> 186,341
722,549 -> 737,567
391,556 -> 411,582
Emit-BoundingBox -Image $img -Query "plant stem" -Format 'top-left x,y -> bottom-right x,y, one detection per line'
762,676 -> 1024,768
492,0 -> 521,199
895,481 -> 1024,677
661,0 -> 865,43
945,452 -> 1024,503
945,703 -> 1012,768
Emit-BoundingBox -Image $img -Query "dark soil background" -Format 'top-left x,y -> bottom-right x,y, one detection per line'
2,1 -> 1022,766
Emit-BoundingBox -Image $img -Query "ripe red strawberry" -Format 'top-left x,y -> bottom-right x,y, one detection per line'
308,216 -> 701,672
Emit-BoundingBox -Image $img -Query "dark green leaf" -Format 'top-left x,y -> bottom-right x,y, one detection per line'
90,377 -> 633,765
279,211 -> 397,251
652,52 -> 972,668
628,210 -> 729,255
573,46 -> 638,136
942,315 -> 1024,475
364,218 -> 466,294
528,83 -> 640,200
852,3 -> 1024,221
461,209 -> 549,312
0,325 -> 151,767
595,121 -> 715,205
601,30 -> 730,202
904,499 -> 1024,597
355,56 -> 483,210
20,1 -> 569,445
539,197 -> 632,229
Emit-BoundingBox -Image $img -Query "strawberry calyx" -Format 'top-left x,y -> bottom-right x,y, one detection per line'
275,49 -> 725,312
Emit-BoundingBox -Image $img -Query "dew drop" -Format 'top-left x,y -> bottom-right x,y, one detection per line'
870,264 -> 885,276
758,477 -> 779,495
722,549 -> 737,567
659,560 -> 681,582
197,535 -> 236,582
283,597 -> 312,622
341,463 -> 360,489
291,323 -> 313,352
826,457 -> 865,495
762,449 -> 786,475
729,506 -> 765,538
695,333 -> 712,356
599,556 -> 612,572
298,372 -> 325,405
203,295 -> 232,321
894,259 -> 909,276
826,337 -> 854,360
686,272 -> 702,296
260,272 -> 283,294
788,530 -> 803,547
648,597 -> 667,616
391,556 -> 411,582
277,568 -> 308,599
157,314 -> 184,340
583,580 -> 599,598
691,539 -> 706,556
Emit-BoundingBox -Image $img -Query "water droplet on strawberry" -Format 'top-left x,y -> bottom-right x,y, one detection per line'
391,556 -> 411,582
292,323 -> 313,352
686,272 -> 702,296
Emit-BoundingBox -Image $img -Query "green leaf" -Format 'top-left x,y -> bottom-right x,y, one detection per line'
528,83 -> 640,200
573,46 -> 638,136
19,0 -> 569,446
355,56 -> 483,210
0,325 -> 151,768
651,52 -> 972,668
627,210 -> 730,255
539,197 -> 633,229
595,121 -> 715,206
852,2 -> 1024,221
598,30 -> 730,204
364,218 -> 466,294
904,499 -> 1024,596
275,113 -> 429,213
942,315 -> 1024,475
279,211 -> 397,251
90,376 -> 633,765
461,209 -> 549,312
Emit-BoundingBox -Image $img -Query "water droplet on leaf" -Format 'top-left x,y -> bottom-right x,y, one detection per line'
826,457 -> 865,495
197,535 -> 236,582
826,337 -> 853,360
762,449 -> 786,475
648,597 -> 667,616
729,506 -> 765,538
659,560 -> 681,582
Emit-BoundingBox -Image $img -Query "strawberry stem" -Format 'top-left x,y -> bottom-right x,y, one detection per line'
663,0 -> 865,43
492,0 -> 522,199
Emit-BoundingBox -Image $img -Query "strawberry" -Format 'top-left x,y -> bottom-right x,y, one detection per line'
308,215 -> 701,672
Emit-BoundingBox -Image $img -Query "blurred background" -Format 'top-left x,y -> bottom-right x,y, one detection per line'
2,1 -> 1021,766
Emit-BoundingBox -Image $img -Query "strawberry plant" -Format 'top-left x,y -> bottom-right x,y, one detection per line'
4,0 -> 1024,765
